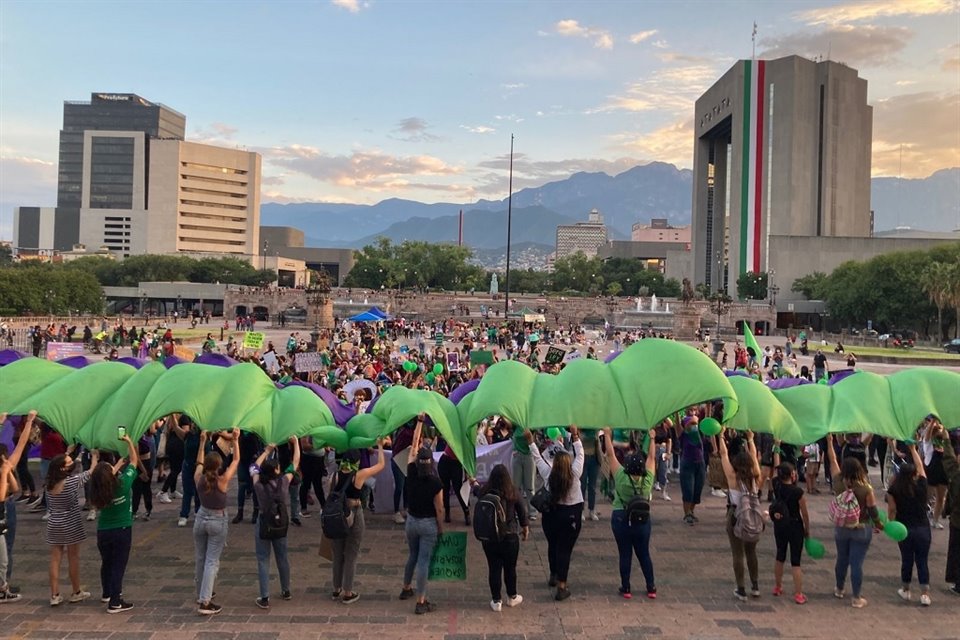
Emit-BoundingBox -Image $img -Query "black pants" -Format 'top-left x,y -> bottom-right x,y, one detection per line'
162,446 -> 184,494
299,455 -> 326,510
438,456 -> 468,518
946,525 -> 959,586
482,535 -> 520,601
97,527 -> 132,606
131,476 -> 152,515
774,521 -> 805,567
15,455 -> 34,494
542,503 -> 583,583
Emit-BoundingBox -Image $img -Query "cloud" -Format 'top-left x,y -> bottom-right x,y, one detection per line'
0,154 -> 57,203
895,79 -> 918,86
500,83 -> 527,90
759,25 -> 911,67
588,64 -> 719,115
192,122 -> 242,146
553,19 -> 614,49
494,114 -> 524,123
460,125 -> 496,134
652,39 -> 669,49
656,51 -> 715,64
795,0 -> 955,26
260,145 -> 461,190
331,0 -> 363,13
609,120 -> 695,168
392,117 -> 440,142
943,43 -> 960,71
871,91 -> 960,177
261,175 -> 286,186
629,30 -> 658,44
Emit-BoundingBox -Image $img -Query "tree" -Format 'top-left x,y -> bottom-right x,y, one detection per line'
791,271 -> 828,300
736,271 -> 768,300
606,281 -> 623,297
0,244 -> 12,266
920,262 -> 950,342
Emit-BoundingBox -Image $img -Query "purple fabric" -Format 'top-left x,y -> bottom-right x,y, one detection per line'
679,431 -> 704,464
194,353 -> 238,367
766,377 -> 812,390
287,380 -> 355,427
448,378 -> 480,405
604,351 -> 622,363
365,392 -> 382,414
0,349 -> 28,367
116,357 -> 147,369
58,355 -> 94,368
724,369 -> 751,378
828,369 -> 858,385
162,356 -> 188,369
0,418 -> 14,454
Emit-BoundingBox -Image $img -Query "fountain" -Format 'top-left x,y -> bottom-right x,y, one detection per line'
619,292 -> 673,331
635,297 -> 643,312
650,294 -> 658,312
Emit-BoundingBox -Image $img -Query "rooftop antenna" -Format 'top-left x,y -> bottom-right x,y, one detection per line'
751,21 -> 757,60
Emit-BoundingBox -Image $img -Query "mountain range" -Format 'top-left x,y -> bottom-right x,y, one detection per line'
261,163 -> 960,250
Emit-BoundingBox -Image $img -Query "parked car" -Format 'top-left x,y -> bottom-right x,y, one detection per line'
945,338 -> 960,354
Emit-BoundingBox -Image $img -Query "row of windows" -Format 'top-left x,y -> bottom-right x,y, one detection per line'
180,173 -> 247,188
178,236 -> 245,247
103,230 -> 130,237
178,223 -> 246,234
181,161 -> 247,175
180,186 -> 247,199
179,199 -> 247,211
179,211 -> 247,223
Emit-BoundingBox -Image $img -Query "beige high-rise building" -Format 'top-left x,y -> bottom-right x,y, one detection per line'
631,218 -> 691,243
556,208 -> 608,259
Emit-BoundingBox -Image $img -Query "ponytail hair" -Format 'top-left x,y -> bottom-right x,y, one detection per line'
202,452 -> 222,489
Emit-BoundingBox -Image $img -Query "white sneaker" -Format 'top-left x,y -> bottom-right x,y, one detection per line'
393,512 -> 406,524
711,489 -> 727,498
158,493 -> 172,504
661,491 -> 672,501
68,590 -> 91,603
173,491 -> 183,499
590,511 -> 600,521
897,587 -> 911,601
506,594 -> 523,607
86,509 -> 97,521
490,599 -> 502,612
177,517 -> 188,527
50,593 -> 64,606
920,593 -> 931,606
654,483 -> 662,491
934,520 -> 944,530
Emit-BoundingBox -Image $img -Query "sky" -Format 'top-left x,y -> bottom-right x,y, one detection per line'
0,0 -> 958,239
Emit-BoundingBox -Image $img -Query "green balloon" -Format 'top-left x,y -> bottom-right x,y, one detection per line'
876,509 -> 889,525
426,372 -> 436,385
403,360 -> 416,373
804,537 -> 826,559
884,520 -> 908,542
545,427 -> 561,441
433,363 -> 443,375
700,417 -> 722,437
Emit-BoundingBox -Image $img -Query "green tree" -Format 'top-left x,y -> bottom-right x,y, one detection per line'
0,244 -> 12,266
790,271 -> 828,300
736,271 -> 768,300
606,281 -> 623,297
920,262 -> 951,341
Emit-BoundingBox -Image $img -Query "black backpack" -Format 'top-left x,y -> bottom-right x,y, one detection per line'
769,481 -> 791,528
321,472 -> 356,540
258,481 -> 289,540
473,492 -> 508,543
623,475 -> 650,526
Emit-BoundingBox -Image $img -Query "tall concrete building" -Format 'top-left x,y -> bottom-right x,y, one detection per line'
632,218 -> 691,243
556,208 -> 608,259
690,56 -> 872,296
14,93 -> 261,260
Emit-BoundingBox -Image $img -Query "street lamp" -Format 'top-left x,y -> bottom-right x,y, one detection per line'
306,270 -> 332,347
141,292 -> 147,317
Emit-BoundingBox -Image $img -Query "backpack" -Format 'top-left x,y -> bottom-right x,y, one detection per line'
321,472 -> 356,540
768,483 -> 790,527
473,492 -> 508,542
258,480 -> 289,540
623,475 -> 650,526
733,482 -> 765,543
830,488 -> 862,528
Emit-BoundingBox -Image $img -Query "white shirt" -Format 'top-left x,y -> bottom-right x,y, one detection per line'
530,439 -> 584,505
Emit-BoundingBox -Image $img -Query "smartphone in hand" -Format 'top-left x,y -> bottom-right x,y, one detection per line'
117,426 -> 126,440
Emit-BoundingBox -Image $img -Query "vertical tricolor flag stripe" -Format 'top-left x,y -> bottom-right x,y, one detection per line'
740,59 -> 765,276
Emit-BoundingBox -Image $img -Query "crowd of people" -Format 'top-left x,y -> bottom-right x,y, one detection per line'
0,317 -> 958,621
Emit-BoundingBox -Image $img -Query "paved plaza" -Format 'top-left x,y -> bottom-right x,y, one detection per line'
2,464 -> 957,640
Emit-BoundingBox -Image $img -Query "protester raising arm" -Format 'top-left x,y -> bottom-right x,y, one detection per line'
602,427 -> 621,476
5,410 -> 36,470
825,433 -> 840,478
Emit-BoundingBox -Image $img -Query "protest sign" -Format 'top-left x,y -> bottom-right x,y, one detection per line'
469,350 -> 494,366
45,342 -> 85,361
295,352 -> 324,373
446,351 -> 461,372
263,351 -> 279,374
563,349 -> 583,362
428,532 -> 467,581
544,346 -> 565,365
243,332 -> 264,349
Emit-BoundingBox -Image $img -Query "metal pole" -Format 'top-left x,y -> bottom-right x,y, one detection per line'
503,134 -> 514,317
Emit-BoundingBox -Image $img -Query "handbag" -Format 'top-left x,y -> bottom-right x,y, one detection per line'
530,486 -> 553,514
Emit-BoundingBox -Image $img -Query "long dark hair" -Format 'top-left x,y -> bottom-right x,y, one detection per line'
89,462 -> 119,510
259,459 -> 280,484
888,462 -> 917,498
731,450 -> 757,488
202,452 -> 222,488
841,457 -> 868,488
548,451 -> 573,504
45,454 -> 72,491
481,464 -> 518,504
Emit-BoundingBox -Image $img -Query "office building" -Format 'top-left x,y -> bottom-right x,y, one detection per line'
555,208 -> 608,259
632,218 -> 691,243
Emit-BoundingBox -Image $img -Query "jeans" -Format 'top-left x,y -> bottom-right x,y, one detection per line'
332,507 -> 365,594
679,460 -> 705,505
194,508 -> 228,603
179,464 -> 200,519
131,476 -> 152,515
299,455 -> 326,511
898,525 -> 931,587
438,457 -> 468,519
726,508 -> 758,589
15,455 -> 34,494
611,510 -> 654,592
392,458 -> 407,513
288,483 -> 301,521
482,534 -> 520,601
4,497 -> 15,582
0,532 -> 7,591
834,526 -> 872,597
97,527 -> 132,606
254,521 -> 290,599
580,456 -> 600,511
403,516 -> 438,597
542,503 -> 583,583
511,452 -> 535,514
655,446 -> 669,488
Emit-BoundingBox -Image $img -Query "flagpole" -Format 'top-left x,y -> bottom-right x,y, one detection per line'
503,134 -> 514,317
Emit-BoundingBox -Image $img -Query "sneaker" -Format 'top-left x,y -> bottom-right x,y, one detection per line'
711,488 -> 727,498
198,601 -> 222,615
490,599 -> 502,612
143,512 -> 151,522
772,586 -> 783,597
661,491 -> 672,501
68,590 -> 91,603
734,588 -> 747,602
341,592 -> 360,605
414,600 -> 435,614
919,593 -> 931,606
834,589 -> 845,599
590,511 -> 599,521
281,590 -> 291,601
27,496 -> 43,509
851,597 -> 867,609
291,518 -> 302,526
750,585 -> 761,598
0,590 -> 22,603
646,588 -> 657,600
106,600 -> 133,614
950,585 -> 960,596
399,587 -> 415,600
255,597 -> 269,609
177,517 -> 188,527
506,594 -> 523,607
50,593 -> 64,606
132,513 -> 139,521
654,483 -> 662,491
231,512 -> 244,524
158,493 -> 172,504
331,589 -> 342,601
101,595 -> 110,603
173,491 -> 183,499
794,593 -> 807,605
618,587 -> 632,599
393,512 -> 406,524
934,520 -> 944,530
897,587 -> 912,601
555,587 -> 571,601
301,511 -> 312,518
683,514 -> 694,525
14,495 -> 29,503
528,513 -> 538,521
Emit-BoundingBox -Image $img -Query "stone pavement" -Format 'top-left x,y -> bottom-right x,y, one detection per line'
2,467 -> 957,640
